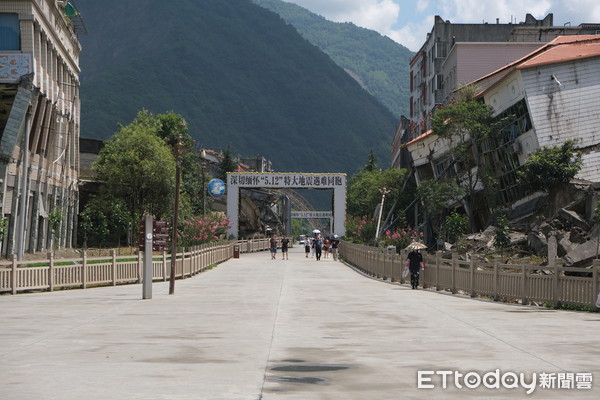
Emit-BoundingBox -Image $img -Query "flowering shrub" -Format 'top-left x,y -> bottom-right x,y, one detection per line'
180,213 -> 230,247
345,215 -> 378,245
381,227 -> 424,250
346,215 -> 424,249
346,216 -> 377,244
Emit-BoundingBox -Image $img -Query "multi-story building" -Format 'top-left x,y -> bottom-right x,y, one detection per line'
407,13 -> 600,140
0,0 -> 83,257
406,35 -> 600,228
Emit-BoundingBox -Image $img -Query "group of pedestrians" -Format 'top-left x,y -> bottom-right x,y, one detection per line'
270,232 -> 425,289
269,233 -> 339,261
304,234 -> 340,261
269,234 -> 289,260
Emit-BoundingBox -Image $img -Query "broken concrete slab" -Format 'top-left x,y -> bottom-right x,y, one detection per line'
563,238 -> 600,267
527,231 -> 547,255
558,208 -> 590,231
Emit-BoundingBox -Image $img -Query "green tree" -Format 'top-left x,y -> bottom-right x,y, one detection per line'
431,98 -> 494,224
363,149 -> 378,172
445,211 -> 468,245
493,214 -> 511,251
416,179 -> 464,239
48,207 -> 63,250
347,168 -> 410,220
517,140 -> 582,217
217,145 -> 238,181
93,110 -> 176,221
517,139 -> 582,193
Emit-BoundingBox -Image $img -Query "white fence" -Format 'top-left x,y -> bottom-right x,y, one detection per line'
0,239 -> 271,295
340,241 -> 600,308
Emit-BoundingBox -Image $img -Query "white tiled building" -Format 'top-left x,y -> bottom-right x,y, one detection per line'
0,0 -> 82,256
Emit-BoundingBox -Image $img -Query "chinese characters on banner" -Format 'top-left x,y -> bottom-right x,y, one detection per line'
228,173 -> 345,188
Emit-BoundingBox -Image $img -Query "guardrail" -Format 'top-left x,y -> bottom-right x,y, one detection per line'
0,238 -> 272,295
339,241 -> 600,308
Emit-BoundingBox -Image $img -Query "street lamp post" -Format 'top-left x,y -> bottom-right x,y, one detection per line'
375,187 -> 390,241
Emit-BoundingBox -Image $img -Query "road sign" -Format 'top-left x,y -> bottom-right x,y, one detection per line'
139,219 -> 171,251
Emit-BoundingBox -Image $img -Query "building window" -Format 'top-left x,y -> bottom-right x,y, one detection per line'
435,74 -> 443,90
434,155 -> 453,178
435,42 -> 447,58
494,99 -> 532,143
0,13 -> 20,50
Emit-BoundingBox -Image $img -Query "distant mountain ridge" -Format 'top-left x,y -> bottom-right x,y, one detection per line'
252,0 -> 413,118
76,0 -> 398,174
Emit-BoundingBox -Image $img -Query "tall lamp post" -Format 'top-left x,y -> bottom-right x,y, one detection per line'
169,135 -> 183,295
375,187 -> 390,241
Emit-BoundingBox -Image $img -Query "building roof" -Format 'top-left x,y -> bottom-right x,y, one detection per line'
517,35 -> 600,68
472,35 -> 600,93
403,129 -> 434,148
407,35 -> 600,147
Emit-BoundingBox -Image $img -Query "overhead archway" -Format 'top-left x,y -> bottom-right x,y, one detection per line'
226,172 -> 346,238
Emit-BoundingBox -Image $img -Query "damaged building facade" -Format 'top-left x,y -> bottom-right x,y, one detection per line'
405,35 -> 600,232
0,0 -> 82,257
407,13 -> 600,140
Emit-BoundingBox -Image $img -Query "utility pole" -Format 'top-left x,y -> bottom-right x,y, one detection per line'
169,135 -> 183,295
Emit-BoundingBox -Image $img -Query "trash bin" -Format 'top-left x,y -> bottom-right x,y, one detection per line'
233,244 -> 240,258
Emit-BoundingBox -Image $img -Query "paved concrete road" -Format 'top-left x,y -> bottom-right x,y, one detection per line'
1,247 -> 598,399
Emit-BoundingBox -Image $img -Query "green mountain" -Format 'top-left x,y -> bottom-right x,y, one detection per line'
252,0 -> 413,118
76,0 -> 398,174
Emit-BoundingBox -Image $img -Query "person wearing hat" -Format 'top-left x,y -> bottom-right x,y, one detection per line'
313,234 -> 323,261
406,248 -> 424,289
331,235 -> 340,261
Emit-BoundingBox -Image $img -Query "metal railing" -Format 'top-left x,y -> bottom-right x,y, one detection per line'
340,241 -> 600,308
0,239 -> 271,295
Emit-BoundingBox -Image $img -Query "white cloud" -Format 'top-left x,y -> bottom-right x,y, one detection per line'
559,0 -> 600,23
437,0 -> 553,24
285,0 -> 600,52
416,0 -> 429,13
389,16 -> 434,52
289,0 -> 400,33
335,0 -> 400,34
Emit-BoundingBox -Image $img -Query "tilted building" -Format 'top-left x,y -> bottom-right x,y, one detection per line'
0,0 -> 83,257
405,35 -> 600,228
407,13 -> 600,140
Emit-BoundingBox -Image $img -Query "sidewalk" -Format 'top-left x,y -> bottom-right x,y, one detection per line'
1,247 -> 597,399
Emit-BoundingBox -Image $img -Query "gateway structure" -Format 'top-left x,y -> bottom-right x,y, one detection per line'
227,172 -> 346,238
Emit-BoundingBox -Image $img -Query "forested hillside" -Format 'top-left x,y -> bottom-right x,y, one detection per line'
253,0 -> 413,118
76,0 -> 398,174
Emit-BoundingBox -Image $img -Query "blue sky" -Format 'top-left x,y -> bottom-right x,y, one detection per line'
283,0 -> 600,51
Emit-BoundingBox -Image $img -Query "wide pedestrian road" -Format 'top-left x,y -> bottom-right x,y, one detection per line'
1,247 -> 598,399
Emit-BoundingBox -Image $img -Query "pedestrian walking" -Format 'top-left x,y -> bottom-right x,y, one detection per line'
281,236 -> 290,260
406,248 -> 424,289
305,239 -> 311,258
331,235 -> 340,261
269,234 -> 277,260
313,235 -> 323,261
323,238 -> 330,258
